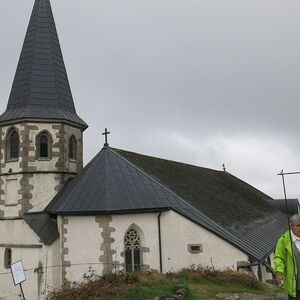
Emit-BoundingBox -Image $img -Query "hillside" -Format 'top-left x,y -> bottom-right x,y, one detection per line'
46,268 -> 285,300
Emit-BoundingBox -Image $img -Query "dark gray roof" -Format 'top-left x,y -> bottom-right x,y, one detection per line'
268,199 -> 299,216
0,0 -> 87,129
24,212 -> 59,245
45,147 -> 287,261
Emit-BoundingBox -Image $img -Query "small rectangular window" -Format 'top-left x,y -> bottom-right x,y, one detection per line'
4,248 -> 12,269
191,246 -> 200,251
187,244 -> 203,254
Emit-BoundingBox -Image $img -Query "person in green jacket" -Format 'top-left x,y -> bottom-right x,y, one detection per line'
274,214 -> 300,300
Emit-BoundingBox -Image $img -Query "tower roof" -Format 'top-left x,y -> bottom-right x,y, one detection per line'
0,0 -> 87,129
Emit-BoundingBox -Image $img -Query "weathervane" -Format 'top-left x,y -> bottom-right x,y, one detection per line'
102,128 -> 110,147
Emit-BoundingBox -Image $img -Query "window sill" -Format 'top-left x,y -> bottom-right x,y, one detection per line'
37,157 -> 51,161
5,204 -> 18,207
6,158 -> 19,163
69,159 -> 78,163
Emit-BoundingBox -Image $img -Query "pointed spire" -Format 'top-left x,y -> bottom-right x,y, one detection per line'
0,0 -> 87,129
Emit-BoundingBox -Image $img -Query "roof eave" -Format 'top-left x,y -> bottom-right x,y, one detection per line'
0,117 -> 88,130
45,207 -> 171,216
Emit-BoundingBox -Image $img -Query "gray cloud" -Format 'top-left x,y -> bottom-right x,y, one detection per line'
1,0 -> 300,200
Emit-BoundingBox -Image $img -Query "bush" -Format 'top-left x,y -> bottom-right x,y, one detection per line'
180,266 -> 263,289
46,268 -> 265,299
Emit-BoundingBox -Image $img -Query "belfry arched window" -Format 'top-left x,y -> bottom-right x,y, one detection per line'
69,135 -> 77,160
124,228 -> 141,272
36,131 -> 52,160
10,131 -> 19,159
39,134 -> 48,158
6,129 -> 19,160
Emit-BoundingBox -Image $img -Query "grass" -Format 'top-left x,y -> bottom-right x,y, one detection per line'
120,276 -> 177,300
46,268 -> 281,300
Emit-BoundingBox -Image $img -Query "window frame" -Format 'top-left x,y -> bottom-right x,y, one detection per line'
6,128 -> 19,162
187,244 -> 203,254
36,131 -> 53,160
68,135 -> 77,161
124,227 -> 142,272
4,248 -> 12,269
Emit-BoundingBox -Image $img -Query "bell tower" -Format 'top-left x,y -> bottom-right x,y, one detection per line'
0,0 -> 88,218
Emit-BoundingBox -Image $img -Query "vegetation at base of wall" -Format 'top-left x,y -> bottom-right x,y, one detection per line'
46,267 -> 281,300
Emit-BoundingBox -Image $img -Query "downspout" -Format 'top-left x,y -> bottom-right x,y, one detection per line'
158,212 -> 163,273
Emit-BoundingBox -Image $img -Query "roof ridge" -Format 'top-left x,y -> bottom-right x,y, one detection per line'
112,148 -> 223,173
28,0 -> 39,107
47,0 -> 60,111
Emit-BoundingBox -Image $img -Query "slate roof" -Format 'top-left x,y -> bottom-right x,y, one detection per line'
45,147 -> 287,261
0,0 -> 87,129
23,212 -> 59,245
268,199 -> 299,216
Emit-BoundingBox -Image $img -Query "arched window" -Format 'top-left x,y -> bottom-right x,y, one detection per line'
6,129 -> 19,160
69,135 -> 77,160
36,131 -> 52,160
124,228 -> 141,272
39,134 -> 48,158
10,131 -> 19,159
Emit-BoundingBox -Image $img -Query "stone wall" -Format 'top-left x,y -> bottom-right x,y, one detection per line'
0,122 -> 83,217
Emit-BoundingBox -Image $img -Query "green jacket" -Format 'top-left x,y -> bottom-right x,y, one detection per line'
274,230 -> 297,297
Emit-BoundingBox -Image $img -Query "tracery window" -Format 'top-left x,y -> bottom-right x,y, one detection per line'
124,228 -> 141,272
6,129 -> 19,160
69,135 -> 77,160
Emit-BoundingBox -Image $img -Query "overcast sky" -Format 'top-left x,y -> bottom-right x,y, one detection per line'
1,0 -> 300,200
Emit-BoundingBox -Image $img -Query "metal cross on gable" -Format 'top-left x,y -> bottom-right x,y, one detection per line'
102,128 -> 110,147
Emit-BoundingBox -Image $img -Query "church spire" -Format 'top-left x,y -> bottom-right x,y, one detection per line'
0,0 -> 87,129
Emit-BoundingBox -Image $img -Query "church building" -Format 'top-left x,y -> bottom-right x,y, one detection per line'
0,0 -> 287,299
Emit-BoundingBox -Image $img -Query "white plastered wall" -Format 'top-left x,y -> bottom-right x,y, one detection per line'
29,174 -> 58,212
2,174 -> 22,217
62,211 -> 249,283
0,219 -> 60,300
60,216 -> 103,283
62,214 -> 160,282
160,210 -> 248,272
111,213 -> 160,271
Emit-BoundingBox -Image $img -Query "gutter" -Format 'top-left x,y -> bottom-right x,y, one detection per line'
158,212 -> 163,273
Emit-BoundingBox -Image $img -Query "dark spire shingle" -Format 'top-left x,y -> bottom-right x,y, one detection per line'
0,0 -> 87,129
